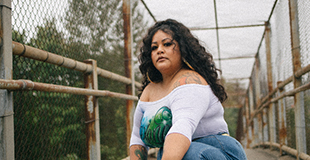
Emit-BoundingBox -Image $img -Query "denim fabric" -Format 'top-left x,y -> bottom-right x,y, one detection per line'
157,134 -> 247,160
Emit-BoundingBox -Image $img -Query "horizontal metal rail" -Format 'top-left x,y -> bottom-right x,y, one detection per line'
0,79 -> 138,101
248,63 -> 310,122
12,41 -> 142,89
249,80 -> 310,123
253,142 -> 310,160
189,24 -> 265,30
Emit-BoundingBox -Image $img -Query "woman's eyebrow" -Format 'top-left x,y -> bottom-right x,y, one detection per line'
152,38 -> 172,45
162,38 -> 172,42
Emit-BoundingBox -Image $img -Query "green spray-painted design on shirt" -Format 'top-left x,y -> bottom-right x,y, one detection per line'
140,106 -> 172,148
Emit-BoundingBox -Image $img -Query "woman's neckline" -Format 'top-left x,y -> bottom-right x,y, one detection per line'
139,84 -> 210,103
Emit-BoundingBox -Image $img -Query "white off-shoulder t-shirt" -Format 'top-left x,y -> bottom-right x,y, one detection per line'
130,84 -> 228,148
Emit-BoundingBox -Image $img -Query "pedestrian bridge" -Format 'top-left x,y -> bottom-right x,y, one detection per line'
1,0 -> 310,160
121,147 -> 297,160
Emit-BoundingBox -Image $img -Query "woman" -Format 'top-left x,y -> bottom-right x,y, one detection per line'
129,19 -> 247,160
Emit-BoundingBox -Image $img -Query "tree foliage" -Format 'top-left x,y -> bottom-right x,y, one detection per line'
222,80 -> 247,138
13,19 -> 87,159
64,0 -> 148,159
13,0 -> 148,159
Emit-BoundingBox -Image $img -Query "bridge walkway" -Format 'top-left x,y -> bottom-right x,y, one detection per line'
141,148 -> 297,160
245,148 -> 296,160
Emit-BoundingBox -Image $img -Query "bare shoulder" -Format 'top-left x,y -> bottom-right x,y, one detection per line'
172,70 -> 208,88
139,83 -> 156,102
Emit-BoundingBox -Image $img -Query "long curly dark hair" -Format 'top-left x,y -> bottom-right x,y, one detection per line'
138,19 -> 227,102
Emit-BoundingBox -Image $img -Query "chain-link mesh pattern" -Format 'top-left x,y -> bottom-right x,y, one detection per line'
10,0 -> 310,158
297,0 -> 310,154
240,0 -> 310,154
13,55 -> 87,159
12,0 -> 88,157
11,0 -> 148,159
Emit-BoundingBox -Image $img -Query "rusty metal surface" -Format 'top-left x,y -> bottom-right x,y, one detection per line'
277,81 -> 288,153
249,61 -> 310,116
265,22 -> 277,145
122,0 -> 135,151
254,142 -> 310,160
289,0 -> 307,156
97,68 -> 142,88
12,41 -> 91,73
11,41 -> 142,89
0,78 -> 138,101
84,60 -> 100,160
0,1 -> 14,159
248,81 -> 310,124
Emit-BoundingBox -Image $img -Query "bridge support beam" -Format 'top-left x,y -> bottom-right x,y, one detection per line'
122,0 -> 135,154
84,60 -> 101,160
0,0 -> 14,160
288,0 -> 307,158
264,22 -> 276,147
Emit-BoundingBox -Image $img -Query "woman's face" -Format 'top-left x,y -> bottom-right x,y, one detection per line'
151,30 -> 182,74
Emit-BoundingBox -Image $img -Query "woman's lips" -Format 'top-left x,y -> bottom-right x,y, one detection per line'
157,57 -> 167,62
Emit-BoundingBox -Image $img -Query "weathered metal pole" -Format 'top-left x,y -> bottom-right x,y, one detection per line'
288,0 -> 307,157
122,0 -> 134,152
254,56 -> 263,145
265,22 -> 276,147
244,96 -> 249,148
248,83 -> 254,148
84,59 -> 101,160
0,0 -> 14,159
277,81 -> 288,155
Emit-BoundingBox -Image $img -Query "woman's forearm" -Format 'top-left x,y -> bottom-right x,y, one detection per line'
130,145 -> 148,160
161,133 -> 191,160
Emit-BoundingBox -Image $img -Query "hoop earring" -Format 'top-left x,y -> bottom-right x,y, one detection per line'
146,72 -> 154,83
183,58 -> 194,70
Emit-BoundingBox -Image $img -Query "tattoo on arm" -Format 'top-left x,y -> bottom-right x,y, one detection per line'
134,146 -> 147,160
173,72 -> 203,88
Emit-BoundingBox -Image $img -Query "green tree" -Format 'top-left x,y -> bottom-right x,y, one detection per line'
13,19 -> 87,159
64,0 -> 148,159
222,79 -> 247,138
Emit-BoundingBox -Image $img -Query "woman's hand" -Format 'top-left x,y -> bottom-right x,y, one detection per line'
130,145 -> 148,160
161,133 -> 191,160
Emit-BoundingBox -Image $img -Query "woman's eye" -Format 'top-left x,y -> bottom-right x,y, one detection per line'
151,46 -> 158,51
164,42 -> 172,47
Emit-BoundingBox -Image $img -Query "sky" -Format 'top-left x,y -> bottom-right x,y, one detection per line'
140,0 -> 276,87
11,0 -> 277,88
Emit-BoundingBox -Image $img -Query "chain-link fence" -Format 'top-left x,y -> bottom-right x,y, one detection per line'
238,0 -> 310,158
3,0 -> 310,159
9,0 -> 147,159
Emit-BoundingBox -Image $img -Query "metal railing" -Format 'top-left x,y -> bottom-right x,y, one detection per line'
1,40 -> 142,160
2,0 -> 143,159
237,0 -> 310,159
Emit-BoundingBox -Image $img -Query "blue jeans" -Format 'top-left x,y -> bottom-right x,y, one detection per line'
157,133 -> 247,160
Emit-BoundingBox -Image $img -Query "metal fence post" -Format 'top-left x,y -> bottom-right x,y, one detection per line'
248,82 -> 254,148
288,0 -> 307,157
277,81 -> 288,155
122,0 -> 135,152
262,108 -> 268,145
84,59 -> 101,160
0,0 -> 14,159
265,22 -> 277,147
254,57 -> 263,144
244,95 -> 250,148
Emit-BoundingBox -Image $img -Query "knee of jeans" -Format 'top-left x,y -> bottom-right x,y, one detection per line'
223,140 -> 247,159
199,148 -> 227,160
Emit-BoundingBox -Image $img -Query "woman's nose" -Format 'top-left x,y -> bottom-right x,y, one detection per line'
157,45 -> 164,54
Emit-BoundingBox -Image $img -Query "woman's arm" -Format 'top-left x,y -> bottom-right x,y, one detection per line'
130,145 -> 148,160
161,133 -> 191,160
